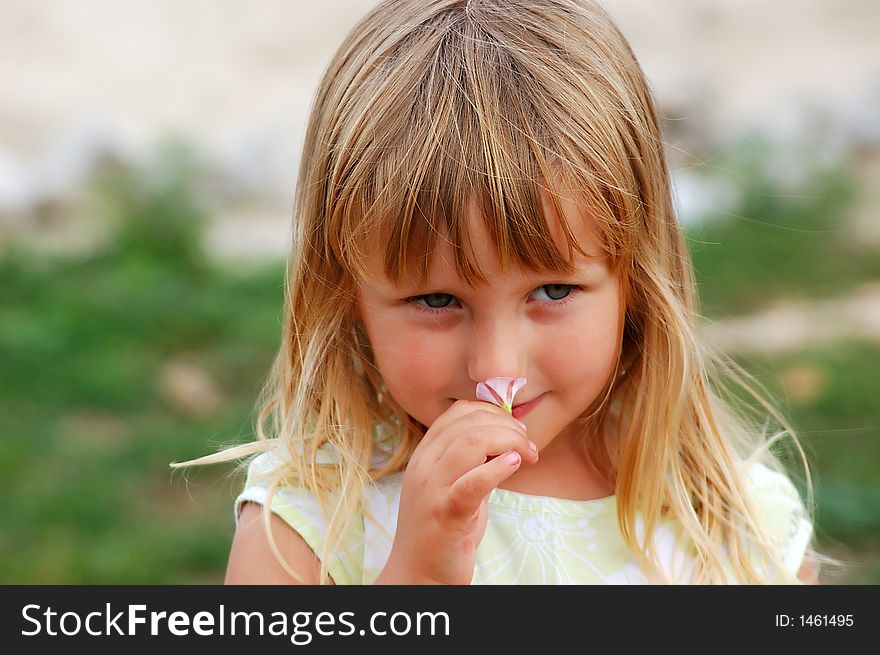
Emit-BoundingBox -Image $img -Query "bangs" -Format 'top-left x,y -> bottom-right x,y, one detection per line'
326,9 -> 629,290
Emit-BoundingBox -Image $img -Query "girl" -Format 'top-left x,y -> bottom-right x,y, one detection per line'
173,0 -> 832,584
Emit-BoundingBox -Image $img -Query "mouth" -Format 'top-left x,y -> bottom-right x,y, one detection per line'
511,392 -> 546,419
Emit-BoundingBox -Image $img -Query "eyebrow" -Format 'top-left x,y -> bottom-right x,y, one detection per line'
401,260 -> 605,292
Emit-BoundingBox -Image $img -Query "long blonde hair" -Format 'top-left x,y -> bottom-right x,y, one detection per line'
173,0 -> 834,584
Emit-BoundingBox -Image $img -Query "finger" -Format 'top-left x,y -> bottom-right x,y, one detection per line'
433,401 -> 526,457
418,401 -> 525,459
440,425 -> 537,483
446,451 -> 522,520
420,399 -> 504,445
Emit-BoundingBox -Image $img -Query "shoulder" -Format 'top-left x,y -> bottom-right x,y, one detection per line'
226,501 -> 331,584
234,451 -> 333,533
740,461 -> 810,529
796,550 -> 821,584
739,461 -> 815,580
229,451 -> 367,585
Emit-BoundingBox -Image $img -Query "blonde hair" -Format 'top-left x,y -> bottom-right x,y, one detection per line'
173,0 -> 837,584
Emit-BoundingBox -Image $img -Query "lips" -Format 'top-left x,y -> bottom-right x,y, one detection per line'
476,376 -> 527,415
511,393 -> 545,419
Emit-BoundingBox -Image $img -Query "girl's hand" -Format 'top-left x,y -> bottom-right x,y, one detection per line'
380,399 -> 539,585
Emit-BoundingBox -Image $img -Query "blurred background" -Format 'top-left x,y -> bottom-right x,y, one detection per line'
1,0 -> 877,583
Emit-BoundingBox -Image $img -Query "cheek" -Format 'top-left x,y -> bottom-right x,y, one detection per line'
542,297 -> 621,386
367,325 -> 454,398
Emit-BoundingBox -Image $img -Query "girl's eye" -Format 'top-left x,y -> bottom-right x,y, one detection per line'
406,284 -> 583,315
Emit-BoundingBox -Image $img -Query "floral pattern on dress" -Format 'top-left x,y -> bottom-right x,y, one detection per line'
234,452 -> 812,584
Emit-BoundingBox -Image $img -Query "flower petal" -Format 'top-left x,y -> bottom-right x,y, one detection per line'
476,381 -> 505,406
476,376 -> 528,414
509,377 -> 527,401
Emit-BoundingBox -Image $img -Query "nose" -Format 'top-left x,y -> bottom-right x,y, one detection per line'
467,317 -> 528,387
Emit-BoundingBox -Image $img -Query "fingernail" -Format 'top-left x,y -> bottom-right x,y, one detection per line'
529,441 -> 538,453
505,452 -> 521,466
515,418 -> 527,430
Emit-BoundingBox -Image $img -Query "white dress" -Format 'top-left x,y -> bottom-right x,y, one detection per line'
234,451 -> 813,584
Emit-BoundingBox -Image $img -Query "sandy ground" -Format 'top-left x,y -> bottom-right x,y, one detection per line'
2,0 -> 878,152
1,0 -> 878,277
704,281 -> 880,354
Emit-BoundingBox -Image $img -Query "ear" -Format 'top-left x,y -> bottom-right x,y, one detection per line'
349,303 -> 362,324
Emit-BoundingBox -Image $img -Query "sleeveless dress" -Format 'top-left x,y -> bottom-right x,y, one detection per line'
234,449 -> 813,584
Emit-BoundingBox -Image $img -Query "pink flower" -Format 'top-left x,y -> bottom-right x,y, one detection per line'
476,376 -> 527,415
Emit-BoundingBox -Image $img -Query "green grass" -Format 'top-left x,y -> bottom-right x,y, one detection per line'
685,137 -> 879,317
0,241 -> 283,581
721,341 -> 880,581
0,136 -> 876,583
683,140 -> 880,582
0,144 -> 285,582
698,316 -> 880,542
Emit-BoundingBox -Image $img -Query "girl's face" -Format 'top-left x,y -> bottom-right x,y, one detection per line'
353,191 -> 623,477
